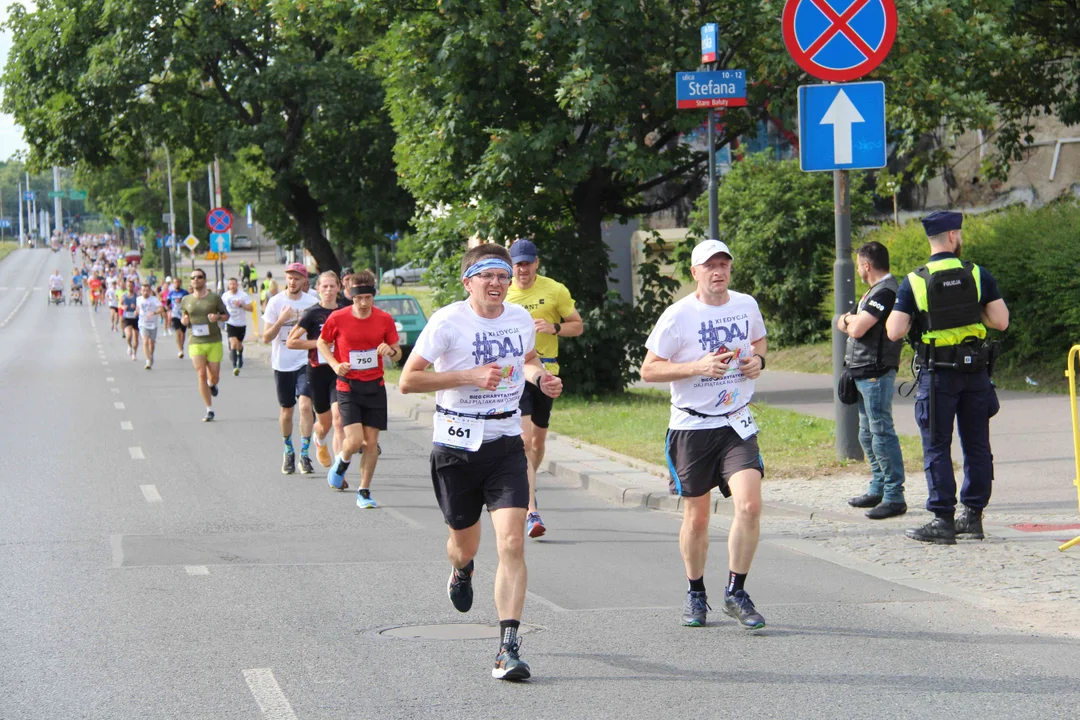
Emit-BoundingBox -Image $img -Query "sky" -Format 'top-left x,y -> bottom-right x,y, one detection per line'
0,3 -> 30,161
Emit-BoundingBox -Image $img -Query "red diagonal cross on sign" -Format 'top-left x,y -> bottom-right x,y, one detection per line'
803,0 -> 874,59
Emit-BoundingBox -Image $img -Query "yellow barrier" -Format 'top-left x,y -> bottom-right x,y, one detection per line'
1060,345 -> 1080,552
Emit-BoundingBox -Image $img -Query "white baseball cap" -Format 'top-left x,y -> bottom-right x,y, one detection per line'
691,239 -> 733,266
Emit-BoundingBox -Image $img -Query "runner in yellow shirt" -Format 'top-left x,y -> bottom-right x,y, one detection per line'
506,239 -> 584,538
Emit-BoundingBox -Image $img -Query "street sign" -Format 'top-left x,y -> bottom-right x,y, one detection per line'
0,219 -> 11,229
797,81 -> 887,172
675,70 -> 747,109
206,207 -> 233,233
48,191 -> 65,199
210,231 -> 232,253
701,23 -> 718,64
246,204 -> 253,228
113,218 -> 122,228
183,234 -> 200,251
782,0 -> 897,82
68,190 -> 88,200
23,191 -> 35,202
162,213 -> 174,224
206,250 -> 220,261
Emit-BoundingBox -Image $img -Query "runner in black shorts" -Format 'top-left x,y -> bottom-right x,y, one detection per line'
641,239 -> 769,631
400,244 -> 563,682
319,271 -> 399,508
287,271 -> 348,472
119,279 -> 140,361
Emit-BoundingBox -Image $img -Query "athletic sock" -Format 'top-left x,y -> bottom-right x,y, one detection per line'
688,576 -> 706,593
499,620 -> 520,647
284,436 -> 294,454
334,453 -> 351,474
727,571 -> 747,594
357,488 -> 371,500
231,348 -> 238,367
454,559 -> 473,580
237,349 -> 243,368
300,436 -> 311,457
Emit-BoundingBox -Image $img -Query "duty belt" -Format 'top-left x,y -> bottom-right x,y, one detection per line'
916,341 -> 989,372
436,404 -> 518,421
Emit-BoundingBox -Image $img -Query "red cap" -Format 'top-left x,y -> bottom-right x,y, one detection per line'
284,262 -> 307,276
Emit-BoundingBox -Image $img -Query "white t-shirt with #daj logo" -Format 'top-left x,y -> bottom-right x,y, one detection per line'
412,300 -> 536,442
645,291 -> 767,431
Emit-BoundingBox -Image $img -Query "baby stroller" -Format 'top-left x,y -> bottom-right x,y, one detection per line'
48,287 -> 66,306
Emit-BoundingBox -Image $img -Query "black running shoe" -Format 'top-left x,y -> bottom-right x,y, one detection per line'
905,517 -> 956,545
209,384 -> 219,397
202,410 -> 215,423
447,563 -> 474,613
723,589 -> 766,630
282,451 -> 296,475
299,455 -> 314,475
492,640 -> 531,681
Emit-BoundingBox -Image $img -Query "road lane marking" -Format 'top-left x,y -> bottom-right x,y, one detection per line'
185,566 -> 210,576
101,361 -> 109,366
128,446 -> 145,460
120,421 -> 133,430
383,506 -> 424,530
0,288 -> 33,328
140,484 -> 162,502
106,377 -> 115,382
242,669 -> 298,720
110,388 -> 120,393
526,589 -> 568,613
114,402 -> 125,409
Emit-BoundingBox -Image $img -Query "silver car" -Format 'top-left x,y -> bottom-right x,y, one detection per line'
381,261 -> 427,286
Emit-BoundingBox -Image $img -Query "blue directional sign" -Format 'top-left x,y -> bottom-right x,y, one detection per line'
113,217 -> 123,228
0,219 -> 11,229
676,70 -> 747,110
701,23 -> 718,63
797,81 -> 886,172
23,191 -> 35,202
210,231 -> 232,253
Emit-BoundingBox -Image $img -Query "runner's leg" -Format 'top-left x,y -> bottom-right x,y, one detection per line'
359,426 -> 379,490
726,468 -> 763,574
680,494 -> 712,581
447,520 -> 481,575
491,507 -> 528,621
521,415 -> 539,514
192,355 -> 212,407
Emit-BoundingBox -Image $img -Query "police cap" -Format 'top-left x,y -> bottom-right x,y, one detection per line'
921,210 -> 963,237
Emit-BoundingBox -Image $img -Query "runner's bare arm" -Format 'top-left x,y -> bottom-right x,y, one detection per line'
286,324 -> 317,351
315,337 -> 339,370
399,353 -> 502,394
377,342 -> 402,360
737,337 -> 768,380
525,351 -> 563,398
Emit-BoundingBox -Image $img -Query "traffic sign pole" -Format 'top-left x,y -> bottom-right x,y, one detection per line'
832,169 -> 862,461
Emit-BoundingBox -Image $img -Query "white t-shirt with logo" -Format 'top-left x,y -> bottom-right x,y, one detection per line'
221,290 -> 252,327
136,296 -> 163,330
645,291 -> 767,431
412,300 -> 536,441
262,291 -> 318,371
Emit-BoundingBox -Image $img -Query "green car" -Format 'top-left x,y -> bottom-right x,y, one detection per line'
373,293 -> 428,359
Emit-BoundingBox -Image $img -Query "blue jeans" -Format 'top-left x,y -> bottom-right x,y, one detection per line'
854,369 -> 905,503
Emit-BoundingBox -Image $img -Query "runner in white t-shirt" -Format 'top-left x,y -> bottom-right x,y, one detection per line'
401,244 -> 562,683
261,263 -> 319,475
641,239 -> 768,631
136,284 -> 166,369
221,277 -> 254,376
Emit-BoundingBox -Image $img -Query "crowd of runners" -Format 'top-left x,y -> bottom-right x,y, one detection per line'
61,234 -> 770,683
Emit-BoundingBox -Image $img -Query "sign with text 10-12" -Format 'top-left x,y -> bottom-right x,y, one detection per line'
676,70 -> 747,109
701,23 -> 718,63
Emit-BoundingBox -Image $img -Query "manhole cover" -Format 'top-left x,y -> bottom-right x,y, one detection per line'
377,623 -> 538,640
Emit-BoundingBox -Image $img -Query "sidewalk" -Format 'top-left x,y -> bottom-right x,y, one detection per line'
388,387 -> 1080,638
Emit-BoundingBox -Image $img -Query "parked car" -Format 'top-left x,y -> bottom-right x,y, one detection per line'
373,294 -> 427,359
381,261 -> 427,286
232,234 -> 253,250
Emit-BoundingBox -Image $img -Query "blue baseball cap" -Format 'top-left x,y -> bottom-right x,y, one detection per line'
509,238 -> 538,263
921,210 -> 963,237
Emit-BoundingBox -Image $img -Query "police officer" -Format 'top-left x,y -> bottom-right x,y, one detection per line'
837,241 -> 907,519
886,211 -> 1010,545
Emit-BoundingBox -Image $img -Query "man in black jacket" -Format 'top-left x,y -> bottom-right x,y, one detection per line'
837,241 -> 907,519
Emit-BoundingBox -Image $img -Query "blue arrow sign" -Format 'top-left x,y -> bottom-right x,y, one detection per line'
797,81 -> 886,172
210,231 -> 232,253
675,70 -> 747,110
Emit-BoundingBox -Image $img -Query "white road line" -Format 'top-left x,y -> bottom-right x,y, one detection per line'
140,484 -> 162,502
120,421 -> 133,430
185,566 -> 210,576
114,402 -> 125,409
242,669 -> 298,720
128,447 -> 144,460
0,288 -> 33,329
15,286 -> 24,291
101,361 -> 109,366
526,589 -> 569,613
383,506 -> 424,530
110,388 -> 120,393
106,377 -> 115,382
32,286 -> 41,291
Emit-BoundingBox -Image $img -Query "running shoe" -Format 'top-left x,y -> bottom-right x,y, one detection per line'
526,512 -> 546,539
202,410 -> 215,422
232,367 -> 240,376
314,434 -> 332,468
681,590 -> 710,627
447,563 -> 474,613
356,491 -> 378,509
178,351 -> 184,359
299,454 -> 314,475
282,451 -> 296,475
327,457 -> 348,489
492,640 -> 531,681
723,589 -> 766,630
209,383 -> 219,397
144,362 -> 151,370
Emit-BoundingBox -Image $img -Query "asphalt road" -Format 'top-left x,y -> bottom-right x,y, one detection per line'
2,248 -> 1079,719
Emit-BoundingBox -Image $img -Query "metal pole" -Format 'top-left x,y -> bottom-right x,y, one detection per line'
52,166 -> 62,237
163,145 -> 176,279
1,189 -> 5,242
707,107 -> 718,240
213,157 -> 223,287
187,180 -> 195,270
833,169 -> 862,461
17,181 -> 23,247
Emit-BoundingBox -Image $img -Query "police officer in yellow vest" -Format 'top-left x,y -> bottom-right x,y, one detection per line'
886,211 -> 1010,545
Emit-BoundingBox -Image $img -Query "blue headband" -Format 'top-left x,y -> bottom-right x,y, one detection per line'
462,257 -> 513,280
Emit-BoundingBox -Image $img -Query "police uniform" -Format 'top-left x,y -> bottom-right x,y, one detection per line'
894,211 -> 1004,544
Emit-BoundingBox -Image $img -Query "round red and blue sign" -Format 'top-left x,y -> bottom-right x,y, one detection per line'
782,0 -> 897,82
206,207 -> 233,233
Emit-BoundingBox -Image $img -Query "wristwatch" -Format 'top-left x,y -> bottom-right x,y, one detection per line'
553,323 -> 562,335
754,353 -> 766,369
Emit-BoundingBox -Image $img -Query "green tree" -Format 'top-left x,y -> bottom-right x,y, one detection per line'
2,0 -> 413,273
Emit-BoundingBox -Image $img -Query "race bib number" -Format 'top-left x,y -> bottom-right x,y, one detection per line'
191,324 -> 210,337
729,405 -> 758,440
349,349 -> 378,371
123,311 -> 137,319
433,413 -> 484,452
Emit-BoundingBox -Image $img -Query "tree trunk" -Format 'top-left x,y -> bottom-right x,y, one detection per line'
569,170 -> 613,308
284,183 -> 339,275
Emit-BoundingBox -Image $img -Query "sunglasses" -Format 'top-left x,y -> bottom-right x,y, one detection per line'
191,275 -> 205,280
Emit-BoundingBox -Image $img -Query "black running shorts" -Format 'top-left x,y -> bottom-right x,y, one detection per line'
122,317 -> 139,331
665,426 -> 764,498
226,324 -> 247,341
431,434 -> 529,530
518,380 -> 555,429
337,378 -> 388,430
307,363 -> 338,415
274,368 -> 312,409
171,317 -> 184,331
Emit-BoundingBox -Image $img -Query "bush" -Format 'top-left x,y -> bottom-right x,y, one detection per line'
688,153 -> 872,346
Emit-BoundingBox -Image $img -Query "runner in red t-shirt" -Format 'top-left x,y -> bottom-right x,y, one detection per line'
318,270 -> 401,507
88,275 -> 104,312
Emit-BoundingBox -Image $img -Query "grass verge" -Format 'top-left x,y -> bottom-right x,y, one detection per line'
0,242 -> 18,264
